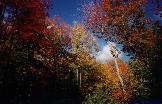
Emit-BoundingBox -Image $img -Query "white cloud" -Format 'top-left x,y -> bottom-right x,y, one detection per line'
96,42 -> 123,63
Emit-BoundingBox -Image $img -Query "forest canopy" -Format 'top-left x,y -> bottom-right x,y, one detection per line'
0,0 -> 162,104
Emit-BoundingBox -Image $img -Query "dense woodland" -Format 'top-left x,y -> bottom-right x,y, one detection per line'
0,0 -> 162,104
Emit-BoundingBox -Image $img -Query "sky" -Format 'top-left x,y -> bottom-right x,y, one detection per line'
145,0 -> 162,21
49,0 -> 161,63
49,0 -> 83,24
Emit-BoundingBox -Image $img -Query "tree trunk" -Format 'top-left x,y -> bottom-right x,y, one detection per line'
79,73 -> 81,88
114,58 -> 124,88
0,1 -> 6,21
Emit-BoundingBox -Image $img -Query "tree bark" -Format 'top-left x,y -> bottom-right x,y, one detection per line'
114,58 -> 124,88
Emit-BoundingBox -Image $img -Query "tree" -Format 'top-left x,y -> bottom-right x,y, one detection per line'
67,21 -> 99,87
81,1 -> 158,101
82,0 -> 155,60
0,0 -> 50,68
109,43 -> 124,89
105,59 -> 134,104
0,0 -> 59,103
70,21 -> 99,54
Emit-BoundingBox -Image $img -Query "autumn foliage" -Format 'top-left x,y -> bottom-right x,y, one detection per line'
0,0 -> 162,103
83,0 -> 156,60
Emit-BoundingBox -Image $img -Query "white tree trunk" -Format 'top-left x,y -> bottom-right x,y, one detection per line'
76,69 -> 78,81
114,58 -> 124,88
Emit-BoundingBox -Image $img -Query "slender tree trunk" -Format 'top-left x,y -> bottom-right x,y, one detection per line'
0,1 -> 6,21
79,72 -> 81,88
76,69 -> 78,82
114,58 -> 124,88
26,42 -> 34,104
0,2 -> 6,42
6,34 -> 14,67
